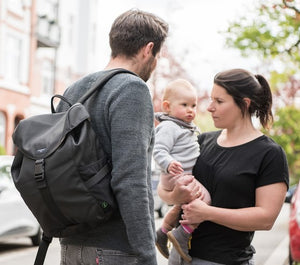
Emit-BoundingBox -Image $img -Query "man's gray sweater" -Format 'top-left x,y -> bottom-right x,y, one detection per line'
57,69 -> 157,265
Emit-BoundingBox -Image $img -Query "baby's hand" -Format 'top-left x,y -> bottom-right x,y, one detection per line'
168,161 -> 183,176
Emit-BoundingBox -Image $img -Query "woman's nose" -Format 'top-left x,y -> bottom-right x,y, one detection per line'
207,102 -> 214,112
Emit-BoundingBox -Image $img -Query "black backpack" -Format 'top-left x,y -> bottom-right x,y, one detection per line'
11,68 -> 134,265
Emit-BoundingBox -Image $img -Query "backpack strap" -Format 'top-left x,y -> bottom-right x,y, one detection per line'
34,234 -> 52,265
34,158 -> 71,226
78,68 -> 136,104
51,95 -> 72,113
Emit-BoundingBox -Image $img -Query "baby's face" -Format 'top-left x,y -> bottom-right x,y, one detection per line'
168,90 -> 197,123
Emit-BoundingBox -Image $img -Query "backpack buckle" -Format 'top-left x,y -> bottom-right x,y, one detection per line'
34,159 -> 45,182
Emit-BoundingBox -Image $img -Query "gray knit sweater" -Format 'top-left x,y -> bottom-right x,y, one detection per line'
57,69 -> 157,265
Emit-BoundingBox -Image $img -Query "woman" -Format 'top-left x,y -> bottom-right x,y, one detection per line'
158,68 -> 289,265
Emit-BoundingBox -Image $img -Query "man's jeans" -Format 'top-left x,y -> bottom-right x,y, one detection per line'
60,244 -> 137,265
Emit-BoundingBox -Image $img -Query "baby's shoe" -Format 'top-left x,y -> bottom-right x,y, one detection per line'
167,226 -> 192,262
156,228 -> 169,259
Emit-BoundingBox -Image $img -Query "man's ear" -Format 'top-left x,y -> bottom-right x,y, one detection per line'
143,42 -> 154,58
243,97 -> 251,109
162,100 -> 170,112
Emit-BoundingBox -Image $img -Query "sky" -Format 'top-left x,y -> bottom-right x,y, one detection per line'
97,0 -> 260,90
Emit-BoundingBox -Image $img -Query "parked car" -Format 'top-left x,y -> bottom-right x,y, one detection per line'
0,155 -> 41,245
151,159 -> 170,218
286,183 -> 300,265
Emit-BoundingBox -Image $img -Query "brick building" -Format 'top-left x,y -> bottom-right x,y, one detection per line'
0,0 -> 105,155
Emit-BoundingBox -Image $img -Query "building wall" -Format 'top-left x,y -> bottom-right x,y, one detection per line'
0,0 -> 33,154
0,0 -> 108,155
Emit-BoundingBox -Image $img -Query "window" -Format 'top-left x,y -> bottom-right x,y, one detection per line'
5,34 -> 22,82
41,60 -> 54,95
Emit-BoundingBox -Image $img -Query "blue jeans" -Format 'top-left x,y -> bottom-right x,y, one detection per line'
60,244 -> 138,265
168,247 -> 255,265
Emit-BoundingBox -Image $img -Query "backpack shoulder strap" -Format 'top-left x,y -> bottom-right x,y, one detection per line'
78,68 -> 136,104
34,234 -> 52,265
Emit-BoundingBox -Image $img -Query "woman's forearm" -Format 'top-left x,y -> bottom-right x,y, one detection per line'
181,182 -> 287,231
202,204 -> 276,231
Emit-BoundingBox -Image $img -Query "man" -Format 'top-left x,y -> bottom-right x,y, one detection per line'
58,9 -> 169,265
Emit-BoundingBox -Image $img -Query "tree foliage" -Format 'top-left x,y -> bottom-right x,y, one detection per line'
225,0 -> 300,66
264,107 -> 300,183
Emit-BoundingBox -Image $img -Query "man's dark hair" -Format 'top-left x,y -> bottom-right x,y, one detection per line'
109,9 -> 169,58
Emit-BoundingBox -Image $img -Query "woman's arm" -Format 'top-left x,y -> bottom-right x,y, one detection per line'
181,182 -> 287,231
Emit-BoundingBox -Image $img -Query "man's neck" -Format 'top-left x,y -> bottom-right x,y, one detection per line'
105,57 -> 139,75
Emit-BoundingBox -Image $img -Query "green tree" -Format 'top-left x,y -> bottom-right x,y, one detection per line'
225,0 -> 300,67
264,107 -> 300,184
224,0 -> 300,107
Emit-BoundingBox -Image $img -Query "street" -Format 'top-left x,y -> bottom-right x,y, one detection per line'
0,203 -> 290,265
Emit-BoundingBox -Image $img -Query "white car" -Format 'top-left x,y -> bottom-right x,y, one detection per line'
0,155 -> 41,245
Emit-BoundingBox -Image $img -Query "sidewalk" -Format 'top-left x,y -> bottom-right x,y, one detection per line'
252,203 -> 289,265
262,235 -> 289,265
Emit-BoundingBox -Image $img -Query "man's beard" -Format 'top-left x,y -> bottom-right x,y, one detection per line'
139,56 -> 156,82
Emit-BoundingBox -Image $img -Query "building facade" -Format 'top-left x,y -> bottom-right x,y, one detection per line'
0,0 -> 35,155
0,0 -> 103,155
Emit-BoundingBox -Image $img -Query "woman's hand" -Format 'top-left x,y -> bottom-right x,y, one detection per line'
180,199 -> 209,225
157,174 -> 201,205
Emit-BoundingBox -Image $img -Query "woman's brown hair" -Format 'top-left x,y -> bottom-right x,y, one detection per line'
214,69 -> 273,129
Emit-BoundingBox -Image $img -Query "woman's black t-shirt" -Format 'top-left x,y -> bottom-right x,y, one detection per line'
191,130 -> 289,265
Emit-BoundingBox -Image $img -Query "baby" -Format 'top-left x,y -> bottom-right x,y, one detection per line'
154,79 -> 211,263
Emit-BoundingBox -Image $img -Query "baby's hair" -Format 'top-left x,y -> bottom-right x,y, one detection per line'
163,79 -> 196,101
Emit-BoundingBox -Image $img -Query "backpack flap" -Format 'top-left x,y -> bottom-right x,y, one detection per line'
12,103 -> 89,160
